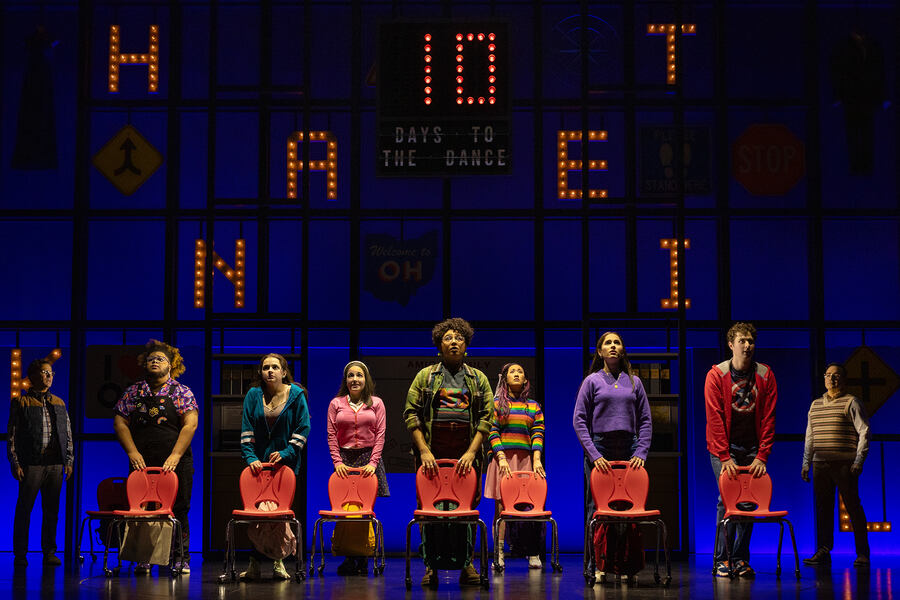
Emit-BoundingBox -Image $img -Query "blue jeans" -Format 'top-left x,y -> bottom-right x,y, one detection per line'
710,449 -> 756,563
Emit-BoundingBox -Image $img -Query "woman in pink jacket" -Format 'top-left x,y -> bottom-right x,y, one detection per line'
326,361 -> 389,575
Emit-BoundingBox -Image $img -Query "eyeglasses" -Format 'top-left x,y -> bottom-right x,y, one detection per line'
442,334 -> 465,343
40,370 -> 55,376
824,373 -> 842,379
147,356 -> 169,364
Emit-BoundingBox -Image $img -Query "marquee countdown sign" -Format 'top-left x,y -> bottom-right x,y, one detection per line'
377,21 -> 511,176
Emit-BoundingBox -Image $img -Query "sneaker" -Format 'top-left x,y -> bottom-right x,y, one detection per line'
337,557 -> 357,576
43,554 -> 62,566
803,547 -> 831,566
421,567 -> 437,586
528,555 -> 542,569
714,561 -> 730,578
272,559 -> 290,580
14,556 -> 28,567
354,557 -> 368,576
853,555 -> 870,568
175,561 -> 190,574
239,556 -> 260,581
134,562 -> 152,575
459,564 -> 481,586
733,560 -> 755,578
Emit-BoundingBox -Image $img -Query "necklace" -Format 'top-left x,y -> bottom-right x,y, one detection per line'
264,386 -> 288,411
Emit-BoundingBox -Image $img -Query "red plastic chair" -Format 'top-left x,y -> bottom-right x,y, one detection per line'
309,469 -> 385,577
103,468 -> 184,577
583,461 -> 671,586
714,466 -> 800,579
78,477 -> 128,562
404,459 -> 489,590
493,471 -> 561,573
218,463 -> 304,583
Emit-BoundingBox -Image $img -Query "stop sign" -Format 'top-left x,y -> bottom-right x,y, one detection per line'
731,124 -> 806,196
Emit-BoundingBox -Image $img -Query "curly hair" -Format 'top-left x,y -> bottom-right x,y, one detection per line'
431,317 -> 475,349
727,322 -> 757,344
137,339 -> 186,379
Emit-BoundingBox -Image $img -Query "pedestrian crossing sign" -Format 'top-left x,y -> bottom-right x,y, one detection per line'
92,124 -> 163,196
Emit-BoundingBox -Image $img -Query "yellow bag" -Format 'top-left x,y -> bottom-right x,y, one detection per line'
330,502 -> 376,556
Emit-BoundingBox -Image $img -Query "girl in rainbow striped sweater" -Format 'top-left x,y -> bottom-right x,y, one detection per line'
485,363 -> 546,569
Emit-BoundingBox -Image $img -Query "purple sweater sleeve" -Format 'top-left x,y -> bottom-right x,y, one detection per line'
573,376 -> 601,462
632,377 -> 653,460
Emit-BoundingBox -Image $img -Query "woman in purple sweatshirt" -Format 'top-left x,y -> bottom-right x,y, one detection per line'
572,331 -> 652,582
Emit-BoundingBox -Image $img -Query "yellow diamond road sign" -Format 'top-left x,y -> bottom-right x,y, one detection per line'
843,345 -> 900,417
92,125 -> 163,196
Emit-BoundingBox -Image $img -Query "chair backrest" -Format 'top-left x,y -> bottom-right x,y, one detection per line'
239,463 -> 296,511
589,461 -> 650,513
718,466 -> 775,515
326,469 -> 378,512
97,477 -> 129,511
125,468 -> 179,512
498,471 -> 548,515
416,459 -> 477,513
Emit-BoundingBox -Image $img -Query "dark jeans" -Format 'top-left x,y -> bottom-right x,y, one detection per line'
14,464 -> 64,557
710,449 -> 756,563
420,422 -> 478,570
813,460 -> 869,557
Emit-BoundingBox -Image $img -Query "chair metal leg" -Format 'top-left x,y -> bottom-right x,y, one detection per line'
653,520 -> 662,583
370,518 -> 384,575
785,518 -> 800,579
318,519 -> 326,575
309,518 -> 319,576
776,521 -> 785,578
294,519 -> 305,582
77,516 -> 90,563
492,517 -> 503,573
549,518 -> 562,572
659,519 -> 672,586
404,520 -> 414,590
102,518 -> 115,576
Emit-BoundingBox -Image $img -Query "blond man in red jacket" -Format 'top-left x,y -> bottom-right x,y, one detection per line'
705,322 -> 777,578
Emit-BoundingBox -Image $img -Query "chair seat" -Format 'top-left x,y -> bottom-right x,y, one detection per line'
414,509 -> 481,518
231,509 -> 295,519
112,509 -> 174,517
724,509 -> 788,519
592,508 -> 660,519
318,509 -> 375,518
500,510 -> 552,518
85,510 -> 119,517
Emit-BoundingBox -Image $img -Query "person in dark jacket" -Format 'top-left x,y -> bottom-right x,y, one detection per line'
8,358 -> 73,567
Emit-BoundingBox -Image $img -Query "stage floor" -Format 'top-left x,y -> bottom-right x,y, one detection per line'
2,553 -> 892,599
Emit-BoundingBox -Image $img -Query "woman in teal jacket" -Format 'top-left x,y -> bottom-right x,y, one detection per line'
239,353 -> 311,579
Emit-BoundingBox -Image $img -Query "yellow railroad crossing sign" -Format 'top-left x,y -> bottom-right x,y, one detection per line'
92,125 -> 163,196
